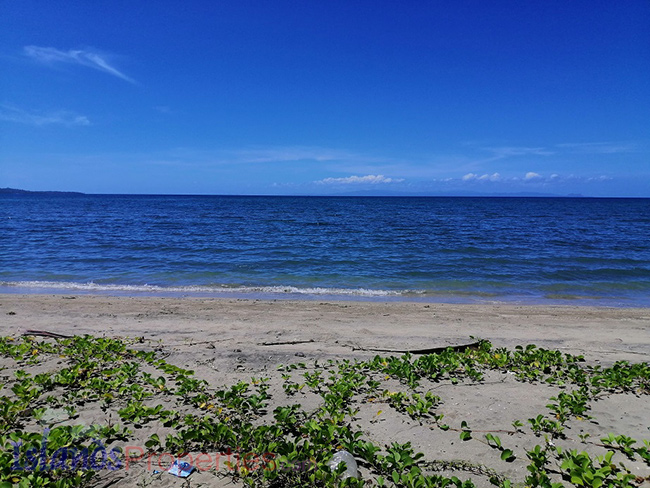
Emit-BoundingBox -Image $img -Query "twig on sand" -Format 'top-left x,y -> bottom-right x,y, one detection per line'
259,339 -> 316,346
352,340 -> 482,355
165,339 -> 232,347
22,330 -> 72,339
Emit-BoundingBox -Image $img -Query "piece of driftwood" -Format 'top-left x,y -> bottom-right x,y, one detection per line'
352,340 -> 482,355
259,339 -> 315,346
22,330 -> 73,339
169,340 -> 229,347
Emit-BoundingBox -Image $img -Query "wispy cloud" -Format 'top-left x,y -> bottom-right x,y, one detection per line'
556,142 -> 636,154
482,146 -> 554,160
450,145 -> 556,173
316,175 -> 404,185
456,171 -> 613,185
0,104 -> 90,127
480,142 -> 637,158
230,146 -> 379,164
143,146 -> 390,168
23,46 -> 136,83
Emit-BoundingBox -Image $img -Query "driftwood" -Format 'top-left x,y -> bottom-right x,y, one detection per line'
351,340 -> 482,355
259,339 -> 315,346
256,339 -> 480,354
22,330 -> 73,339
167,340 -> 228,347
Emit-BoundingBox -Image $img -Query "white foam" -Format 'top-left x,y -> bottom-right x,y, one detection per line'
0,280 -> 408,297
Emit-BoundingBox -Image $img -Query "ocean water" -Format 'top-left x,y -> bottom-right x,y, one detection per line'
1,194 -> 649,306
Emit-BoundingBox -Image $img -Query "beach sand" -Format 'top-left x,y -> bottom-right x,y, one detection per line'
1,294 -> 649,487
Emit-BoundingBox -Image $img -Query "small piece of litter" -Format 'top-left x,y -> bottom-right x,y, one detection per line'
168,460 -> 194,478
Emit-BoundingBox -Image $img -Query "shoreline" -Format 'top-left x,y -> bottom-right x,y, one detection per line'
2,283 -> 648,309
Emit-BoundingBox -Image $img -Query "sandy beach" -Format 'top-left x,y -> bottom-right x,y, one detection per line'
3,294 -> 649,366
1,294 -> 649,487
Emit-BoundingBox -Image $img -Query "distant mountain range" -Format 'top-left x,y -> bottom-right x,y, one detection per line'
0,187 -> 85,195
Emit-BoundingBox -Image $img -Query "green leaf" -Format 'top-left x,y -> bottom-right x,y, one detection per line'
392,470 -> 400,484
145,433 -> 160,448
571,475 -> 585,485
501,449 -> 515,462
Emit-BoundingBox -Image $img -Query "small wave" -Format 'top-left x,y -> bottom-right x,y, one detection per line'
0,280 -> 407,297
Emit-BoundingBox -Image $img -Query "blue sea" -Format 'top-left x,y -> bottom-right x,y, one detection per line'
1,194 -> 649,306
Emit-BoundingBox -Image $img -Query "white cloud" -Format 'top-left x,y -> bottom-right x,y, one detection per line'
480,172 -> 501,181
316,174 -> 404,185
0,104 -> 90,127
24,46 -> 135,83
462,172 -> 501,182
524,172 -> 542,180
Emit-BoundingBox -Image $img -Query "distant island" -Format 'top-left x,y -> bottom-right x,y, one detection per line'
329,190 -> 586,198
0,187 -> 85,196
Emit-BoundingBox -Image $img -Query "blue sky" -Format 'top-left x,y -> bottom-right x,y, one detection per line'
1,1 -> 649,196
